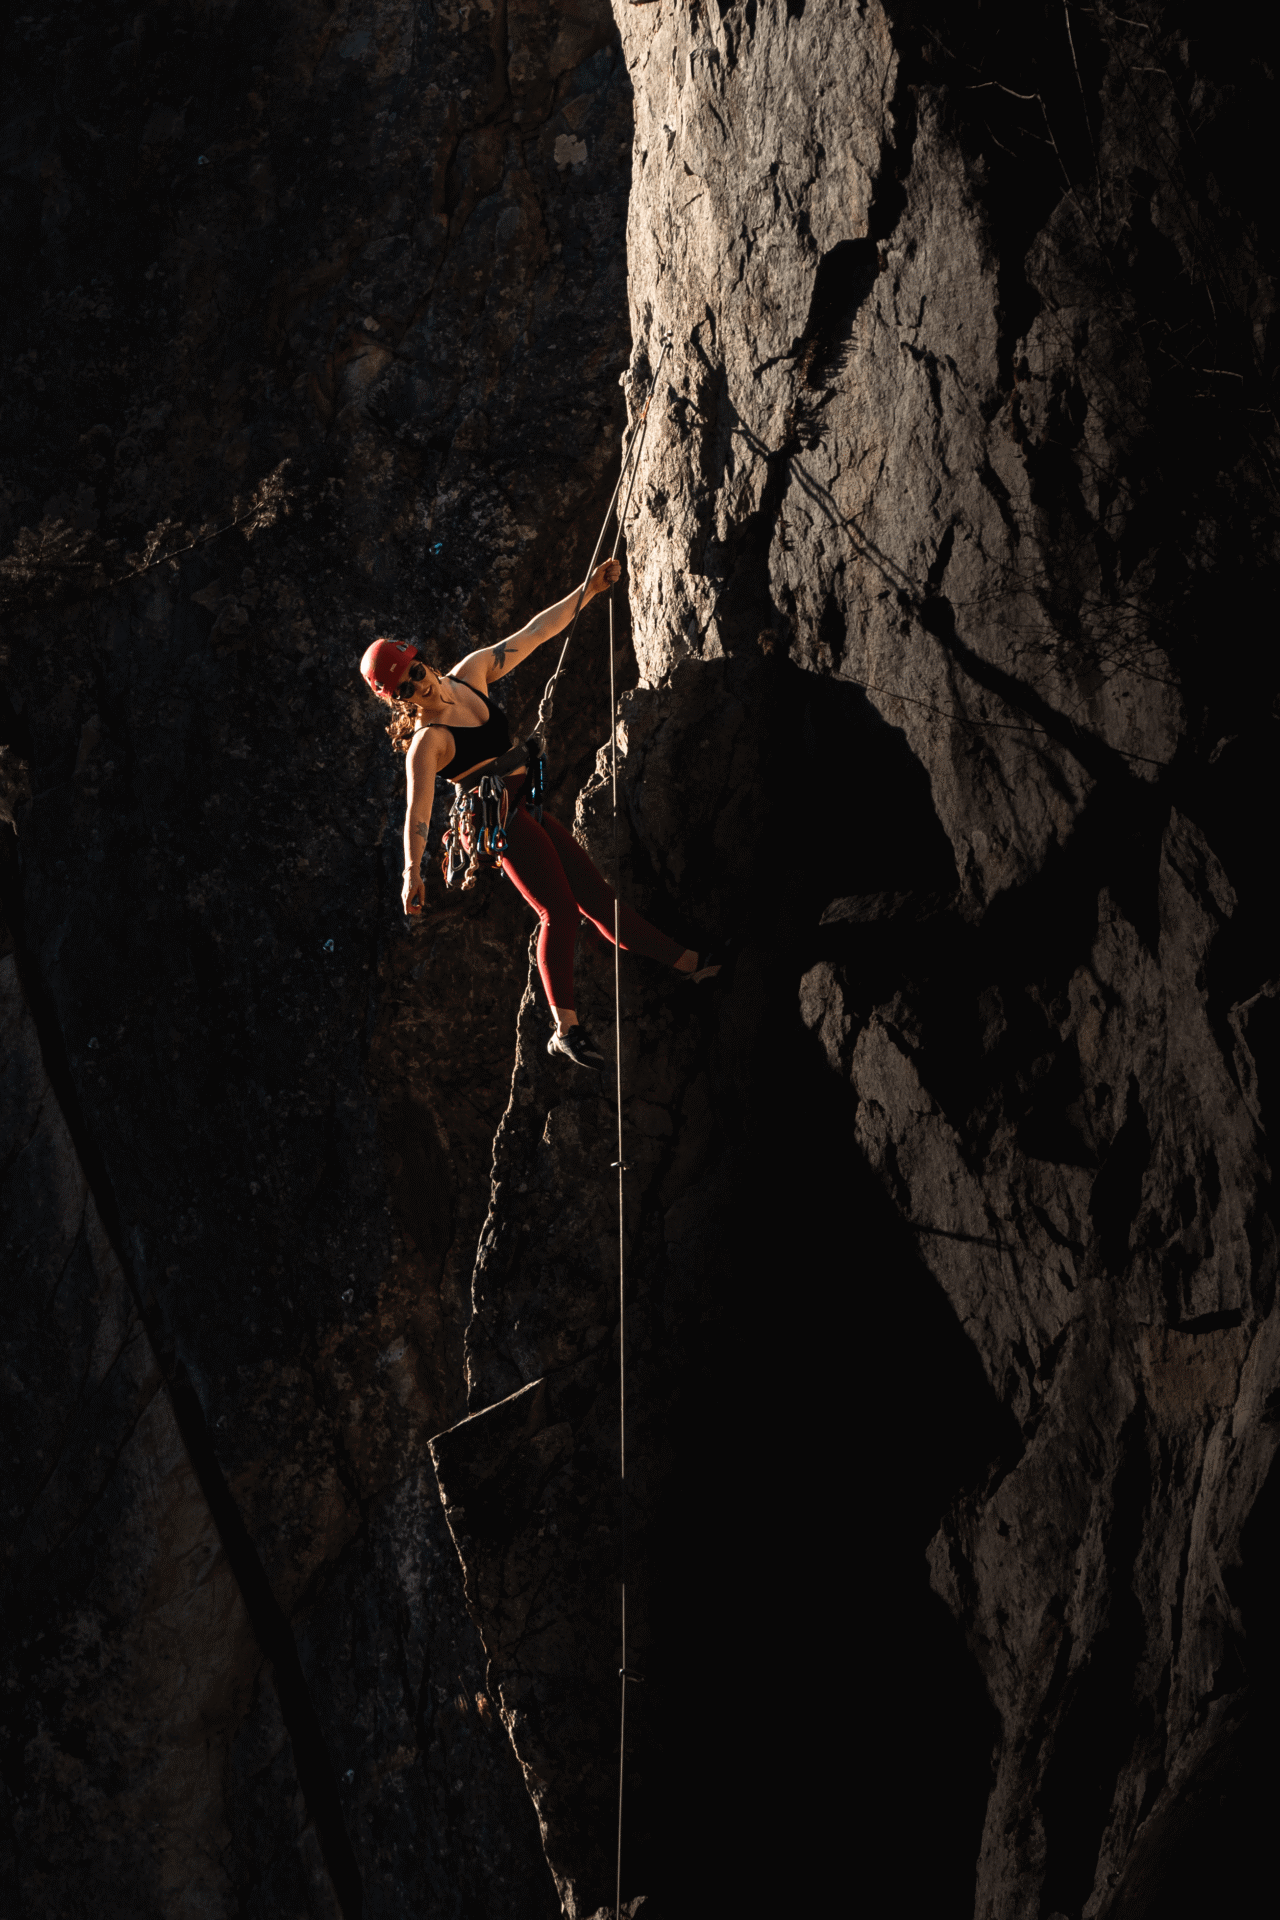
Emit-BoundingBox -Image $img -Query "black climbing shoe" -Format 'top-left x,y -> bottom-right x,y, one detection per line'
684,929 -> 742,984
547,1023 -> 606,1070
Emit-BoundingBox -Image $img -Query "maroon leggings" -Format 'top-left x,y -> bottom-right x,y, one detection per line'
499,783 -> 683,1009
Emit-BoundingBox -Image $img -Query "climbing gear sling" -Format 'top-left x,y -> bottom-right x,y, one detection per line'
440,771 -> 508,891
437,736 -> 542,890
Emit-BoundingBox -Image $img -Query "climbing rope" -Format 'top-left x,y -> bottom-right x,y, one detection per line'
523,337 -> 671,1919
535,335 -> 672,745
591,338 -> 672,1920
527,334 -> 672,1920
604,344 -> 667,1920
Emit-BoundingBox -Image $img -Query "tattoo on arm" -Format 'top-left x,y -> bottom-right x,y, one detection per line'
490,641 -> 513,669
414,821 -> 430,842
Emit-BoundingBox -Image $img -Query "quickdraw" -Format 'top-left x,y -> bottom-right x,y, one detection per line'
440,736 -> 547,891
441,772 -> 509,891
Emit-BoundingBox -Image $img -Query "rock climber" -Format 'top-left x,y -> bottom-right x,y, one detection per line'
360,559 -> 721,1069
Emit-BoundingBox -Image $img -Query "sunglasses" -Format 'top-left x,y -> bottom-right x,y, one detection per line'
394,661 -> 429,697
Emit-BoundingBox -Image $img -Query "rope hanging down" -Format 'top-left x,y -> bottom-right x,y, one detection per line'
535,335 -> 672,745
519,335 -> 670,1917
601,336 -> 670,1920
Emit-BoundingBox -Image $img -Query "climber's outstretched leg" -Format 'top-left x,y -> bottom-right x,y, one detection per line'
536,814 -> 684,966
501,791 -> 710,1068
541,818 -> 724,985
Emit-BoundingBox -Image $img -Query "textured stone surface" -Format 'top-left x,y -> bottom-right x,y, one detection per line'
4,0 -> 1280,1914
805,798 -> 1279,1914
443,1 -> 1280,1915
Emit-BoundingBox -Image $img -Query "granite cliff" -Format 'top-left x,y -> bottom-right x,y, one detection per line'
3,3 -> 1278,1917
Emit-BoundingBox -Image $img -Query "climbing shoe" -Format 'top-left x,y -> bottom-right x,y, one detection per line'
684,929 -> 741,984
547,1023 -> 606,1070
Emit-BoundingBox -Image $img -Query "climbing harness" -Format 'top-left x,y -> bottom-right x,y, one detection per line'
440,772 -> 507,890
439,736 -> 546,890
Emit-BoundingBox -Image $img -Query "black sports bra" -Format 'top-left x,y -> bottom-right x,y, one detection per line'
433,677 -> 512,781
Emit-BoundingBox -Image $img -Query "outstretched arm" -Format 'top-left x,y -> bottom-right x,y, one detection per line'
450,558 -> 622,687
402,729 -> 446,915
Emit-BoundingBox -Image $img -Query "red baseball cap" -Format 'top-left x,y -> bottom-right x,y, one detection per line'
361,637 -> 418,702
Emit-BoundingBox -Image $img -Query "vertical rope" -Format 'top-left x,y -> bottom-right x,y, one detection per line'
521,334 -> 671,1920
610,579 -> 628,1920
535,336 -> 670,746
606,333 -> 669,1920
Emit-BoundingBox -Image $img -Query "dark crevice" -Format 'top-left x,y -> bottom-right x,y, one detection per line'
816,586 -> 846,668
0,846 -> 365,1920
793,238 -> 879,389
867,40 -> 919,245
926,521 -> 957,596
1175,1308 -> 1244,1336
979,456 -> 1021,543
705,420 -> 797,651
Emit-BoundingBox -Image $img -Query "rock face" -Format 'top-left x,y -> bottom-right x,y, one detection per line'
3,1 -> 1279,1917
435,1 -> 1280,1915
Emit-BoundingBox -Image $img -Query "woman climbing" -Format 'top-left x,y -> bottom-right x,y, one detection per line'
360,559 -> 720,1069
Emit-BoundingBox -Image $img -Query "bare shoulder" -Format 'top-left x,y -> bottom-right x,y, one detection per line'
406,725 -> 449,777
